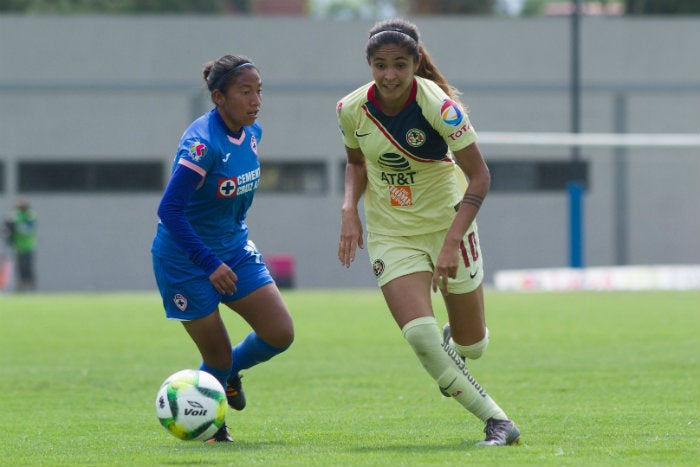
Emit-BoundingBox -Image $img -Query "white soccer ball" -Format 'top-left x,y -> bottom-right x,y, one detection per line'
155,369 -> 227,441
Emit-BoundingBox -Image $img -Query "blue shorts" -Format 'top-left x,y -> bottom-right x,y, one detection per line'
152,240 -> 274,321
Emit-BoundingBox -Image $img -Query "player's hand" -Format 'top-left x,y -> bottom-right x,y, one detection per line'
338,208 -> 364,268
432,244 -> 459,295
209,263 -> 238,296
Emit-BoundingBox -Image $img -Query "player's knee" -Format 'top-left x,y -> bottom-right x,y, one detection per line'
267,324 -> 295,349
455,327 -> 489,360
278,328 -> 294,349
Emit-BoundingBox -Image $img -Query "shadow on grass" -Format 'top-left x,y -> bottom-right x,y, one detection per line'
351,440 -> 473,453
155,439 -> 286,454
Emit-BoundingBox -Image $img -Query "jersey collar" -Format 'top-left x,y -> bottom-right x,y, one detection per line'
367,78 -> 418,115
213,108 -> 246,145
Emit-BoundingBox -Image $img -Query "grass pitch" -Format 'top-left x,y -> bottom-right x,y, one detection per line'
0,289 -> 698,466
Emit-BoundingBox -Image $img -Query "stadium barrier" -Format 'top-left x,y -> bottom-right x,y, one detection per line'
494,265 -> 700,291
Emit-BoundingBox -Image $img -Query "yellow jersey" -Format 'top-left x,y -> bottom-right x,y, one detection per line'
337,76 -> 477,235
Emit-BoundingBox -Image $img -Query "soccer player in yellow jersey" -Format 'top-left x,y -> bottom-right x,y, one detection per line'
337,18 -> 521,446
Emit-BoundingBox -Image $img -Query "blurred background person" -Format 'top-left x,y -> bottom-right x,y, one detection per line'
7,198 -> 38,292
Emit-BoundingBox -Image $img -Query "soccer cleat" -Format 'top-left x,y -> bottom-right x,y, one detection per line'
203,423 -> 233,443
475,418 -> 521,446
226,373 -> 246,411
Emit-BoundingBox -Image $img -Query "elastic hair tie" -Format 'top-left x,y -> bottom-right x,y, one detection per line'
210,62 -> 255,91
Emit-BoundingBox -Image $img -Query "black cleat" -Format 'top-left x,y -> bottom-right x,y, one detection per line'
226,374 -> 246,411
475,418 -> 521,446
203,423 -> 233,443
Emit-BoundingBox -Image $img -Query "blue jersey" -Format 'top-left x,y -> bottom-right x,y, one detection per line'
152,108 -> 262,264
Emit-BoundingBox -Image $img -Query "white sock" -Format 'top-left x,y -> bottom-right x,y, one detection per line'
402,317 -> 507,422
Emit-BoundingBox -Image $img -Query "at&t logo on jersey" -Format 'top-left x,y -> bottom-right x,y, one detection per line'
188,141 -> 208,161
440,99 -> 464,126
377,153 -> 416,206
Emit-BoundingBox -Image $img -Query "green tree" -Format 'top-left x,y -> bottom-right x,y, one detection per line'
521,0 -> 700,16
625,0 -> 700,14
0,0 -> 250,13
402,0 -> 496,14
520,0 -> 546,15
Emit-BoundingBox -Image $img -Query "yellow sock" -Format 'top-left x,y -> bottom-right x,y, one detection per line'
402,317 -> 507,422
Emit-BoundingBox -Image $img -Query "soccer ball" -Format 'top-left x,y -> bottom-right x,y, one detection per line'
155,369 -> 227,441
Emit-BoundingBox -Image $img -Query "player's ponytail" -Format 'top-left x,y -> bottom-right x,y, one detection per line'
366,19 -> 463,107
415,44 -> 463,106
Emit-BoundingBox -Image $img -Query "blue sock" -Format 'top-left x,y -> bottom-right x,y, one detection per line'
231,331 -> 289,376
199,362 -> 231,390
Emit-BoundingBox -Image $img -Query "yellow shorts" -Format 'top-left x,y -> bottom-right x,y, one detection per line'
367,222 -> 484,294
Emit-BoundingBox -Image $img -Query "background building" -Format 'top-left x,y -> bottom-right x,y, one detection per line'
0,15 -> 698,291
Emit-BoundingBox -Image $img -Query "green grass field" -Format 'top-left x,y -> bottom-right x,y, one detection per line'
1,290 -> 698,467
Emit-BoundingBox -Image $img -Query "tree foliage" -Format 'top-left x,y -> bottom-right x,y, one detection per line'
402,0 -> 496,15
1,0 -> 698,15
0,0 -> 498,15
625,0 -> 700,14
0,0 -> 250,13
522,0 -> 700,16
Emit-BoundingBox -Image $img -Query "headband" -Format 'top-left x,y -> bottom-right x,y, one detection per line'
209,61 -> 255,91
369,28 -> 417,43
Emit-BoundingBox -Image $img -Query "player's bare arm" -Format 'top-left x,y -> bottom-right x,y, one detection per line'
338,146 -> 367,268
432,142 -> 491,294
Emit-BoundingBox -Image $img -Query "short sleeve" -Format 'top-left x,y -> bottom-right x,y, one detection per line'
418,78 -> 477,153
434,98 -> 477,153
336,100 -> 360,149
176,137 -> 216,176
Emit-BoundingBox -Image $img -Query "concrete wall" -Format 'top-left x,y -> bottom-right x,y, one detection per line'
0,15 -> 698,291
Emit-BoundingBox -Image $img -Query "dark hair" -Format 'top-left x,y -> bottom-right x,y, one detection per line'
366,19 -> 462,104
202,54 -> 256,94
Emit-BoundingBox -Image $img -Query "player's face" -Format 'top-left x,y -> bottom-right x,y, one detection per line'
215,67 -> 262,132
368,45 -> 420,112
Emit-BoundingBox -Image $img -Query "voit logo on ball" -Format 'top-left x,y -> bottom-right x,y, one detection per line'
184,400 -> 208,417
440,99 -> 463,126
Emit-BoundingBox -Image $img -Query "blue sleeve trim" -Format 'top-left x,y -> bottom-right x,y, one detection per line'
157,164 -> 222,275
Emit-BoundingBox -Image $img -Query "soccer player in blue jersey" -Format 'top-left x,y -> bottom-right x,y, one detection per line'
152,55 -> 294,442
336,19 -> 521,446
